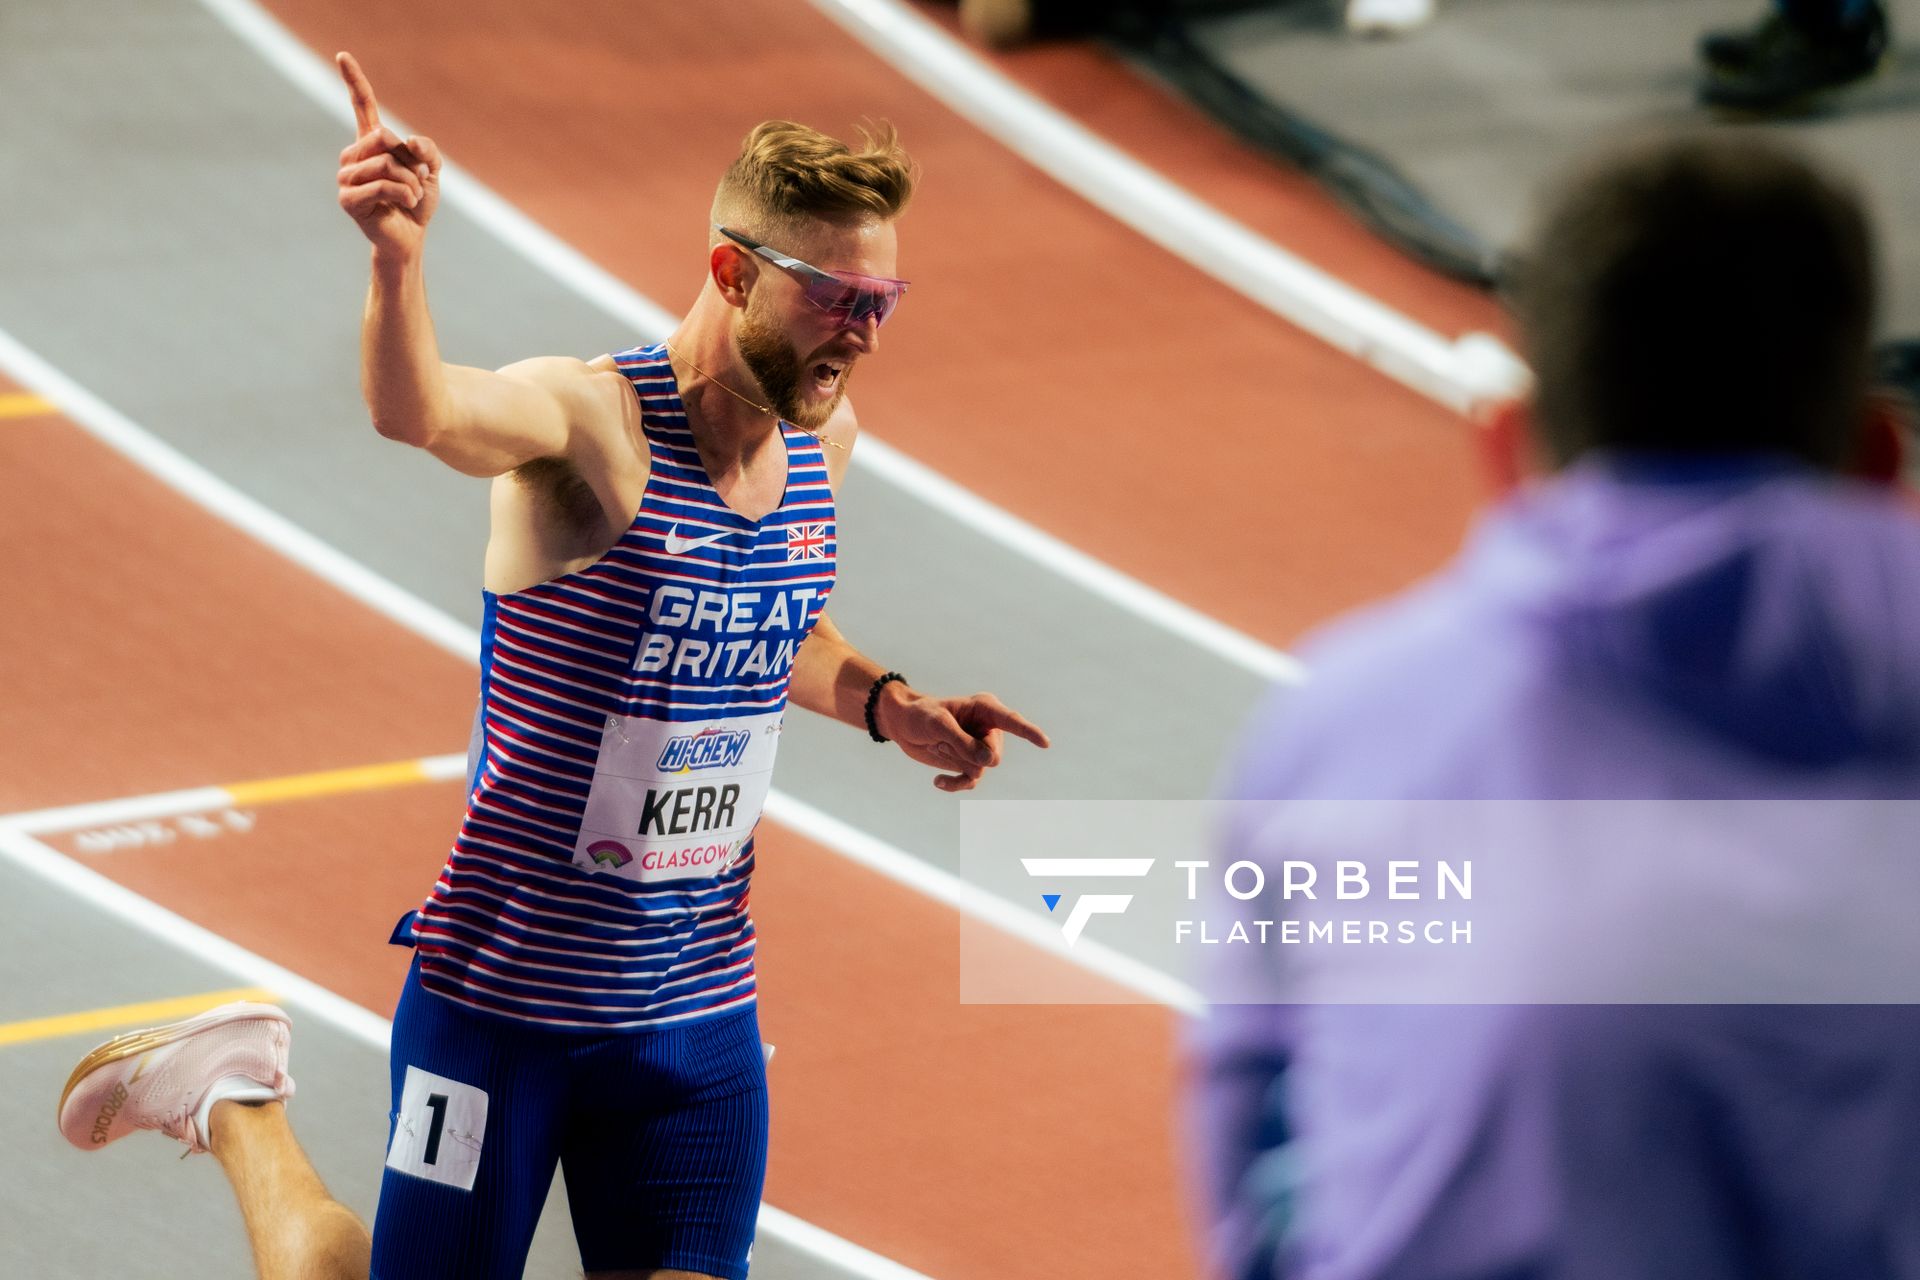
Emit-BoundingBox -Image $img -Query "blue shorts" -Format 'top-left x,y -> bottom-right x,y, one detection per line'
370,957 -> 768,1280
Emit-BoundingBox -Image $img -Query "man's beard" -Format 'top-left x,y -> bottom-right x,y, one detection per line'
737,304 -> 848,432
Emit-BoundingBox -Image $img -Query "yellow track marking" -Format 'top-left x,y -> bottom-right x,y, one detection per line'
0,393 -> 57,420
223,758 -> 444,806
0,987 -> 277,1048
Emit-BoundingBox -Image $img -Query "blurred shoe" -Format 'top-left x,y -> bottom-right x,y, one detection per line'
1347,0 -> 1436,37
1699,3 -> 1888,111
960,0 -> 1033,48
1700,10 -> 1787,72
57,1001 -> 294,1155
1700,2 -> 1888,71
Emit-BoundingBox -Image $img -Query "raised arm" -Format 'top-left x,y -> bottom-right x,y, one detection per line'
334,52 -> 586,477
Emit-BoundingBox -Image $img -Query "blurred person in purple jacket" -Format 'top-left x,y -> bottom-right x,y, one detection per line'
1187,131 -> 1920,1280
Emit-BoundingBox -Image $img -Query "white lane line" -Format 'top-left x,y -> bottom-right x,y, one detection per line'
3,786 -> 235,838
807,0 -> 1533,414
0,754 -> 470,837
0,770 -> 1201,1011
0,828 -> 394,1048
0,324 -> 1193,1015
0,329 -> 479,664
755,1208 -> 938,1280
193,0 -> 1304,685
854,437 -> 1304,683
0,827 -> 935,1280
195,0 -> 679,338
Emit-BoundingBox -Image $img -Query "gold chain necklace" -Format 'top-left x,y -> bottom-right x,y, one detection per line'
664,342 -> 844,451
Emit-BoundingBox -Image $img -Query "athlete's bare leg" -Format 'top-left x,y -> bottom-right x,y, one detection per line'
209,1101 -> 371,1280
58,1003 -> 366,1278
589,1271 -> 727,1279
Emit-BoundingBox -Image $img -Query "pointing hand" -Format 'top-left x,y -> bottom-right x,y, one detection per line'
334,52 -> 442,255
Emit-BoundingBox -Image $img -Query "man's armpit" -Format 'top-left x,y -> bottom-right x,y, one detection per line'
511,456 -> 603,533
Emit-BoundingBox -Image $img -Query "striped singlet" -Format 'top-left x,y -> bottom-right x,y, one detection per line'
407,343 -> 837,1029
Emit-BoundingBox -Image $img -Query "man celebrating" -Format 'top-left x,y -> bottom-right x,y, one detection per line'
57,52 -> 1048,1280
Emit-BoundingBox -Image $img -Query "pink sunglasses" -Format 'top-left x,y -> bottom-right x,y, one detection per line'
715,224 -> 909,329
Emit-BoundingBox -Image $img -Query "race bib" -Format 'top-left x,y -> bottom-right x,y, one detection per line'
571,710 -> 782,883
386,1067 -> 487,1190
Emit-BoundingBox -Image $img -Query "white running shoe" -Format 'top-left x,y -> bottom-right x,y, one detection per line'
1346,0 -> 1436,36
57,1001 -> 295,1155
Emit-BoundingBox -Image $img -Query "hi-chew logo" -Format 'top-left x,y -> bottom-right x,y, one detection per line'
1022,858 -> 1155,945
657,727 -> 752,773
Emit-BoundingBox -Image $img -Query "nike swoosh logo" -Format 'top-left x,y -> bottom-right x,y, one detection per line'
663,525 -> 735,555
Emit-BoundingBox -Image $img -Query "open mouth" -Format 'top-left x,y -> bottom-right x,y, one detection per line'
810,360 -> 847,394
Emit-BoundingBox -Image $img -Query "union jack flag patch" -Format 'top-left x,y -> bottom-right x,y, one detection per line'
786,523 -> 829,561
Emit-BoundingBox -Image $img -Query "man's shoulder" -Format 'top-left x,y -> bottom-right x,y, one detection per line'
499,354 -> 641,439
496,353 -> 605,385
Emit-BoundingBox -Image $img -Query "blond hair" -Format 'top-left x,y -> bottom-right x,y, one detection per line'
711,120 -> 916,241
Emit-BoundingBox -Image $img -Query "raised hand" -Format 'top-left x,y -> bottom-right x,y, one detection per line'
334,52 -> 442,256
876,688 -> 1052,792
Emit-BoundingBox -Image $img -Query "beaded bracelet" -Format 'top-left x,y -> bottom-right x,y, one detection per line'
865,671 -> 907,743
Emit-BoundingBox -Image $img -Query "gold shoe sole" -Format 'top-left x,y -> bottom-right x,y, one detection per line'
57,1003 -> 288,1126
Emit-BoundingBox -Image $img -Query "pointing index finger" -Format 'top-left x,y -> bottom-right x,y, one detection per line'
336,51 -> 382,136
980,703 -> 1050,750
